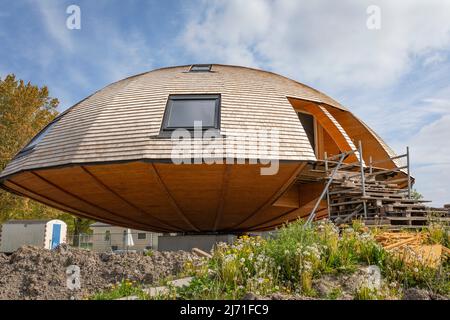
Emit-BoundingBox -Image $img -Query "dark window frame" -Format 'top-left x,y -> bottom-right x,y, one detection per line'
189,64 -> 212,72
161,94 -> 221,132
137,233 -> 146,240
297,111 -> 317,154
15,117 -> 61,158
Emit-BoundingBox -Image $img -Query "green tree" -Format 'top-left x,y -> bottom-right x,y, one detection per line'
0,74 -> 92,236
411,189 -> 423,200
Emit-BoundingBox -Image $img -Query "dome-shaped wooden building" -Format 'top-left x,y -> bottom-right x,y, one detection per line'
0,64 -> 408,233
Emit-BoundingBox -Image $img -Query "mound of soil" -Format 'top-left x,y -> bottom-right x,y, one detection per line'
0,244 -> 198,300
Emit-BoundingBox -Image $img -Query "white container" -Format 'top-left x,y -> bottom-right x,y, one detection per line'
0,219 -> 67,253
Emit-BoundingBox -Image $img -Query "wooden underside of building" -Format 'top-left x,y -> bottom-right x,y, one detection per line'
1,161 -> 330,233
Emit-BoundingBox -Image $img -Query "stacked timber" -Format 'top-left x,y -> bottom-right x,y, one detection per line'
327,171 -> 449,228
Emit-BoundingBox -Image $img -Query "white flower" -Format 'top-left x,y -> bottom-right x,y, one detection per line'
303,262 -> 312,271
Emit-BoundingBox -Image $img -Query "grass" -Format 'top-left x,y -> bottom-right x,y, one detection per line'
169,219 -> 449,300
90,219 -> 449,300
90,279 -> 149,300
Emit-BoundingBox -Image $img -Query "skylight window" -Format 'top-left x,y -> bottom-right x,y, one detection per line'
189,64 -> 212,72
162,94 -> 220,130
18,118 -> 60,155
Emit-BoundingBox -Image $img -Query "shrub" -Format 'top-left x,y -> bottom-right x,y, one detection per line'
90,279 -> 149,300
164,219 -> 449,300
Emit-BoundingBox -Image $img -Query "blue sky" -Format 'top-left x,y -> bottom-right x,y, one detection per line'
1,0 -> 449,205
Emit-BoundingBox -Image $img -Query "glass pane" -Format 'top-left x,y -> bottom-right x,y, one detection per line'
24,121 -> 57,150
167,99 -> 216,128
190,65 -> 211,72
298,112 -> 315,152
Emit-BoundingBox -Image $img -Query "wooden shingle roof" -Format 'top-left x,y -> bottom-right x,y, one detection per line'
1,64 -> 350,178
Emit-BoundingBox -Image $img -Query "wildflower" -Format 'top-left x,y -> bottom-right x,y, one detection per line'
413,267 -> 419,273
303,262 -> 312,271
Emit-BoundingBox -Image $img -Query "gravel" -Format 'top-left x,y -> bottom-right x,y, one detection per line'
0,244 -> 198,300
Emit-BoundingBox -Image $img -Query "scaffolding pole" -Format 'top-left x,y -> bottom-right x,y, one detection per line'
324,152 -> 331,219
407,146 -> 411,199
306,152 -> 347,225
358,141 -> 368,218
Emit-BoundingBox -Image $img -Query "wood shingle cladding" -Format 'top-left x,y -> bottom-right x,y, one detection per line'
1,65 -> 346,177
0,64 -> 405,232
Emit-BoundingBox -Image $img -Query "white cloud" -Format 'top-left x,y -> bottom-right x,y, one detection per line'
97,30 -> 154,82
181,0 -> 450,206
34,0 -> 74,51
384,98 -> 450,206
181,0 -> 450,89
29,1 -> 154,107
413,164 -> 450,207
408,113 -> 450,165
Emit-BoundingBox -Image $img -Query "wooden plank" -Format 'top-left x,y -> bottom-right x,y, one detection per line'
80,166 -> 180,231
150,163 -> 200,232
213,164 -> 232,231
228,162 -> 307,230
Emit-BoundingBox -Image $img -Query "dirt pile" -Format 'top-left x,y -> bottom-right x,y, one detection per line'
0,244 -> 198,300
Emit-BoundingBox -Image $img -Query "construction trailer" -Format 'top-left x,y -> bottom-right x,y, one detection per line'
0,219 -> 67,253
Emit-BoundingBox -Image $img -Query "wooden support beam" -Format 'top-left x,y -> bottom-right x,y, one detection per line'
30,171 -> 162,231
213,164 -> 232,231
229,162 -> 307,230
80,166 -> 180,231
150,164 -> 201,232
